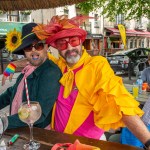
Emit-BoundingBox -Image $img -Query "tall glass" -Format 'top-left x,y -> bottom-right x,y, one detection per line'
132,84 -> 139,99
18,101 -> 42,150
0,111 -> 8,147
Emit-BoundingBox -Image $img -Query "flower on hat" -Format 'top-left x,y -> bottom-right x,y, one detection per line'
5,28 -> 22,52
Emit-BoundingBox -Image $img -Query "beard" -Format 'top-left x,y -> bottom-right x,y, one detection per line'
66,55 -> 80,64
29,58 -> 44,66
28,52 -> 46,66
65,49 -> 81,64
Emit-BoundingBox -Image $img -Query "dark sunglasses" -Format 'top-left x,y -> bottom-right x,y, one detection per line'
24,42 -> 45,52
55,36 -> 81,51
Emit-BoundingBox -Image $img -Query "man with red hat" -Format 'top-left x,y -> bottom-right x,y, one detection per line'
3,15 -> 150,149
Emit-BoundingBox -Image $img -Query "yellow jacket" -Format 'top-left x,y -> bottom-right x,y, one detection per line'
48,51 -> 143,134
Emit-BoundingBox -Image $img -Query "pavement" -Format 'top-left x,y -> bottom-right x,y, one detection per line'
0,72 -> 136,115
0,72 -> 21,94
121,75 -> 137,85
0,72 -> 21,115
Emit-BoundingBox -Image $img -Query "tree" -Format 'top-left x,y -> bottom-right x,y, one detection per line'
77,0 -> 150,21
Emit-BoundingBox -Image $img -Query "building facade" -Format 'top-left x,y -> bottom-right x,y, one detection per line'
0,6 -> 150,58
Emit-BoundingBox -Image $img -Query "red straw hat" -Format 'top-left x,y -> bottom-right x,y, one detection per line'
32,15 -> 87,48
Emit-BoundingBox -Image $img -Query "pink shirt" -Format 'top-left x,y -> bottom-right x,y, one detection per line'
54,66 -> 104,139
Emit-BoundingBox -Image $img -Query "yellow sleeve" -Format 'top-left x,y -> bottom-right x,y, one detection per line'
47,52 -> 59,65
90,58 -> 144,130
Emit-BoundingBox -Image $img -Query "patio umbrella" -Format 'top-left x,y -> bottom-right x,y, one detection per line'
0,0 -> 87,11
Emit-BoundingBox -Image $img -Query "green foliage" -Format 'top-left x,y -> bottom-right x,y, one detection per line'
77,0 -> 150,21
0,10 -> 6,14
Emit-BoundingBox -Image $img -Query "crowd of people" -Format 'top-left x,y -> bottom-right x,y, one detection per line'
1,15 -> 150,150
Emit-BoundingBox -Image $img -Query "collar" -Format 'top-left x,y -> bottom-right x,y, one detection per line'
27,59 -> 49,79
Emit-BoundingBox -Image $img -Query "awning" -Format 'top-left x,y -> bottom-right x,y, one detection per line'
0,0 -> 87,11
0,22 -> 26,38
105,28 -> 150,37
86,33 -> 103,39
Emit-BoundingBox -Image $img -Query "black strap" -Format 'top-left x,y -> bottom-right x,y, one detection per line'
144,139 -> 150,150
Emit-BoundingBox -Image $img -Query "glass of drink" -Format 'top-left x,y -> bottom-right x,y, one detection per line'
132,84 -> 139,99
18,101 -> 42,150
0,111 -> 8,148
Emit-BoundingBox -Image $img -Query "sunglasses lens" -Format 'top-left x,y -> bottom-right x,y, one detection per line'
24,45 -> 33,52
55,36 -> 80,51
55,40 -> 67,50
24,43 -> 44,52
69,37 -> 80,47
34,43 -> 44,51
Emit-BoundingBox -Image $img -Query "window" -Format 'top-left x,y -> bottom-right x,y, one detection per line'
130,40 -> 133,48
139,40 -> 141,47
137,18 -> 142,28
147,39 -> 149,48
94,14 -> 99,28
116,14 -> 124,25
141,40 -> 144,48
134,40 -> 137,48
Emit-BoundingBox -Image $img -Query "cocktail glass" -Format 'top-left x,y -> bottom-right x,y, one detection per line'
18,101 -> 42,150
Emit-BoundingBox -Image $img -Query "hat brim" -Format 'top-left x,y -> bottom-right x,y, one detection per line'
13,33 -> 39,55
46,28 -> 87,49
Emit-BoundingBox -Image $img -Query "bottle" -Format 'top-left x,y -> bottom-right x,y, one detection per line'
142,82 -> 148,91
136,76 -> 143,93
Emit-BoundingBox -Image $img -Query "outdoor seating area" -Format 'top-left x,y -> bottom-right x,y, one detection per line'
0,0 -> 150,150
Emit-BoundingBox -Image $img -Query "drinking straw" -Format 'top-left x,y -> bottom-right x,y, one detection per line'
24,78 -> 30,106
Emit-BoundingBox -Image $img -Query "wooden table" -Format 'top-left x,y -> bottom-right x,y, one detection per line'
124,83 -> 150,105
3,127 -> 142,150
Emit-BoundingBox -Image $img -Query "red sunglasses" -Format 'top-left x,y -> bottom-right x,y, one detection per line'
24,42 -> 45,52
55,36 -> 81,51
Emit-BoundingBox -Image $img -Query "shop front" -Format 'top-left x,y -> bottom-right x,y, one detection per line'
104,28 -> 150,55
83,33 -> 103,56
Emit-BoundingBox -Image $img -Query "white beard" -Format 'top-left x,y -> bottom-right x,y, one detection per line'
66,55 -> 80,64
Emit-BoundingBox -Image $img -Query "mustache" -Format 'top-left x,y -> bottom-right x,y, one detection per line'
65,49 -> 78,57
30,51 -> 40,56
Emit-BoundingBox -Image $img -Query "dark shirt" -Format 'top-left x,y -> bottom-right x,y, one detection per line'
0,59 -> 62,129
141,67 -> 150,84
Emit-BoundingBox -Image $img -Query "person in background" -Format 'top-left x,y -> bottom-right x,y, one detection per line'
120,42 -> 124,49
1,23 -> 61,129
121,97 -> 150,148
3,16 -> 150,149
141,54 -> 150,91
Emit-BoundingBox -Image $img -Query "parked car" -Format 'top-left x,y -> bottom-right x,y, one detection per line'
106,48 -> 150,75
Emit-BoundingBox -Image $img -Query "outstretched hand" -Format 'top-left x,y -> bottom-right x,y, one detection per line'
1,62 -> 16,86
2,73 -> 14,86
1,59 -> 28,86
